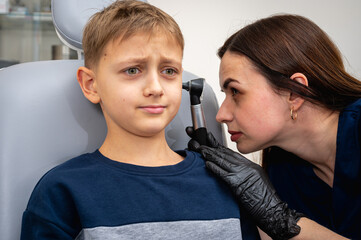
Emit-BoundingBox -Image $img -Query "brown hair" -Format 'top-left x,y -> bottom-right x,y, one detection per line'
217,14 -> 361,167
82,0 -> 184,68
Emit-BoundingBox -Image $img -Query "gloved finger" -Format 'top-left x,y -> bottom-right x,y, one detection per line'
205,161 -> 236,187
199,145 -> 248,168
205,161 -> 229,178
187,127 -> 221,148
199,145 -> 235,164
187,139 -> 200,151
185,126 -> 195,138
217,146 -> 255,166
206,131 -> 221,148
200,146 -> 239,172
185,126 -> 222,147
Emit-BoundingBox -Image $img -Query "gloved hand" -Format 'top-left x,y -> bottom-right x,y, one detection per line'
185,126 -> 219,150
186,127 -> 304,240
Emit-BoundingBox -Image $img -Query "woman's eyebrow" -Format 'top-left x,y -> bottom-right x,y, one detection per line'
222,78 -> 237,90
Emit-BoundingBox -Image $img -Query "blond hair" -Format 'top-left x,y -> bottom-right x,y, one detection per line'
82,0 -> 184,68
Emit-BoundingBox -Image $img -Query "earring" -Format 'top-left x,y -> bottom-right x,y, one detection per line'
290,106 -> 298,120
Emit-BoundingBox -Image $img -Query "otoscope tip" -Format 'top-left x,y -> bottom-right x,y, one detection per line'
182,82 -> 190,91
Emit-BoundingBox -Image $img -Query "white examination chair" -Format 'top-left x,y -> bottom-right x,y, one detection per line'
0,1 -> 224,239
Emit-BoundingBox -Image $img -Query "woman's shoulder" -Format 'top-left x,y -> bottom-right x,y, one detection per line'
338,99 -> 361,133
342,98 -> 361,113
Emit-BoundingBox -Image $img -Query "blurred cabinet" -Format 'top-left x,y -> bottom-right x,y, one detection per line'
0,0 -> 76,68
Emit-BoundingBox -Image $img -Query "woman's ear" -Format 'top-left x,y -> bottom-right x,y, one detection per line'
77,67 -> 100,104
288,72 -> 308,110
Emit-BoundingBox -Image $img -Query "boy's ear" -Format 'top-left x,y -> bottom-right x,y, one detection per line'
288,72 -> 308,110
77,66 -> 100,104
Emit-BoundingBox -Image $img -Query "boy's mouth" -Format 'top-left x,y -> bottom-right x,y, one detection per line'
139,105 -> 166,114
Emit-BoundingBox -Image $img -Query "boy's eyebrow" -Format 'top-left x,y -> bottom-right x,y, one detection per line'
116,57 -> 181,66
119,57 -> 148,64
159,56 -> 182,65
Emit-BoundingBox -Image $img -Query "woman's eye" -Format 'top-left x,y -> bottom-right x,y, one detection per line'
231,88 -> 239,96
162,68 -> 176,75
125,68 -> 140,75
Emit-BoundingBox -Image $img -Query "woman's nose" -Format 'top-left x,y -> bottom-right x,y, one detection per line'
216,99 -> 233,123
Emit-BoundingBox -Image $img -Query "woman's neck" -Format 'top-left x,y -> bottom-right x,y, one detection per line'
99,130 -> 183,167
280,105 -> 339,187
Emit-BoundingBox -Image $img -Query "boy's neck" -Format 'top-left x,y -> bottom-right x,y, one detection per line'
99,130 -> 184,167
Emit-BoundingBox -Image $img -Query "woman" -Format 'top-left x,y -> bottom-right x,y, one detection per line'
189,14 -> 361,240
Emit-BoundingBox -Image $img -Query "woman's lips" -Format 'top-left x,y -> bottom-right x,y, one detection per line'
228,131 -> 242,142
140,105 -> 165,114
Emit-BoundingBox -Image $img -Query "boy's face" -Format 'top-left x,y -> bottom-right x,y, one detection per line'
92,30 -> 183,138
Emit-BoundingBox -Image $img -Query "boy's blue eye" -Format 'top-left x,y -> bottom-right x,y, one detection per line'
125,68 -> 140,75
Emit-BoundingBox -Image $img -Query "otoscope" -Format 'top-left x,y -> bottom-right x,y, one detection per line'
182,78 -> 207,145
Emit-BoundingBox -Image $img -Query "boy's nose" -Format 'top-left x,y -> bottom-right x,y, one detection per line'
216,99 -> 233,123
143,74 -> 164,97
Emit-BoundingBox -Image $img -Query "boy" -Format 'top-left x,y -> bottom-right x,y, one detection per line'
21,0 -> 254,239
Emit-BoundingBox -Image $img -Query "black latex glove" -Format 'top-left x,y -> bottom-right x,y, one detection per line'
185,126 -> 219,150
186,127 -> 304,240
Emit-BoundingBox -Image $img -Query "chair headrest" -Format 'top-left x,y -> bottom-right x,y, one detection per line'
51,0 -> 147,52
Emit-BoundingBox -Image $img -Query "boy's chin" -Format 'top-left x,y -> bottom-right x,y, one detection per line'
134,127 -> 167,138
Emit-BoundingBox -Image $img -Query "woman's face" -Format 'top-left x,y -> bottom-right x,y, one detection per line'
217,51 -> 290,154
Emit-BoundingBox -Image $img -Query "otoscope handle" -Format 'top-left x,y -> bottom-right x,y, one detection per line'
191,104 -> 206,129
191,104 -> 207,145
